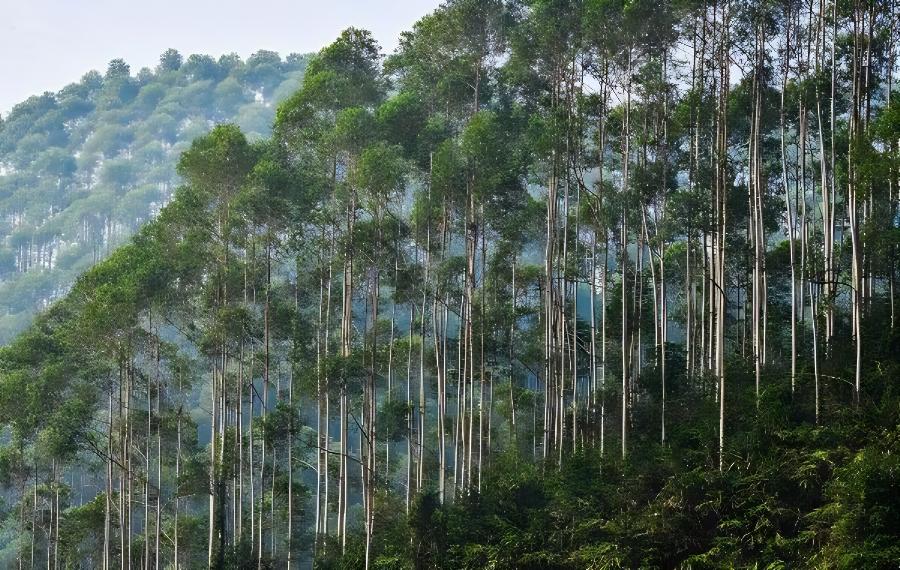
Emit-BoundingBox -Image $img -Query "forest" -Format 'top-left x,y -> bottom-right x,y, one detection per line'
0,49 -> 309,343
1,0 -> 900,568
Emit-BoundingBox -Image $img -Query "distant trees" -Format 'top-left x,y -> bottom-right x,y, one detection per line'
158,49 -> 183,73
0,49 -> 310,344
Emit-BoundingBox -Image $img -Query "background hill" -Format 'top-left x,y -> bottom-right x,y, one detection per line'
0,49 -> 308,342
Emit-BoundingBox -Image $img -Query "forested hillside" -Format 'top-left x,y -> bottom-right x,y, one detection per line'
0,50 -> 309,342
1,0 -> 899,569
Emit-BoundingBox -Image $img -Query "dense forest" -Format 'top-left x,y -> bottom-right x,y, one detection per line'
0,50 -> 309,343
1,0 -> 900,568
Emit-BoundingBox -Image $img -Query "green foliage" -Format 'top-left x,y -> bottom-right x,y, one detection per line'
335,400 -> 900,569
2,2 -> 900,569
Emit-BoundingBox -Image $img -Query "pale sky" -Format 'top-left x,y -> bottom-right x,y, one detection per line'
0,0 -> 442,115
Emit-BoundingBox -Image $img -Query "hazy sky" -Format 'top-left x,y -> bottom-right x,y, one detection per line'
0,0 -> 441,115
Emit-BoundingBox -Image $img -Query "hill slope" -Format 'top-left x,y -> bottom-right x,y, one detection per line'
0,49 -> 308,342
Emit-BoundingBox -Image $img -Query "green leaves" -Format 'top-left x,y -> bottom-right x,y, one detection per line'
177,124 -> 256,204
331,107 -> 378,156
302,27 -> 385,112
355,142 -> 408,210
376,92 -> 430,164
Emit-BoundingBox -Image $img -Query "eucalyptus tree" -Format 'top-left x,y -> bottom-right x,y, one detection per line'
352,140 -> 407,567
389,0 -> 507,497
176,124 -> 257,566
507,0 -> 586,464
387,11 -> 463,504
460,107 -> 528,484
277,26 -> 386,551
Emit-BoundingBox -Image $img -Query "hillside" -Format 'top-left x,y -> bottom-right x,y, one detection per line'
0,1 -> 899,569
0,49 -> 308,342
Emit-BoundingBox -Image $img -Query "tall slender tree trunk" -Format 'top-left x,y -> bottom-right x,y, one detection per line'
621,47 -> 633,461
